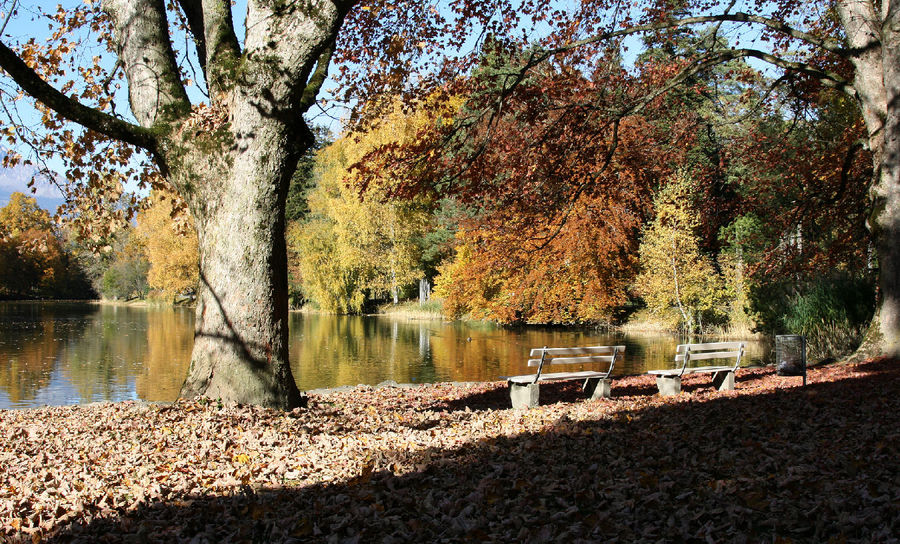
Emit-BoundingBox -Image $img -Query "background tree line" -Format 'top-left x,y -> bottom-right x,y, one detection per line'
0,188 -> 197,302
2,26 -> 875,362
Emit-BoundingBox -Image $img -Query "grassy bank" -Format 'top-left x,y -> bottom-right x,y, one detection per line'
293,300 -> 446,319
376,300 -> 444,319
1,358 -> 897,542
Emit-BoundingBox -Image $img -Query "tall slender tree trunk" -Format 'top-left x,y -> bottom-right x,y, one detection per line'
671,238 -> 691,333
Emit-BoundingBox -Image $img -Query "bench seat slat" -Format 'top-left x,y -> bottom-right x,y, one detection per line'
503,370 -> 612,384
527,355 -> 616,367
675,351 -> 742,362
648,365 -> 734,376
529,346 -> 624,358
676,341 -> 744,352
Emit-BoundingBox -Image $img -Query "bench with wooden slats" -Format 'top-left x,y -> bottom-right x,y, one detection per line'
500,345 -> 625,408
647,341 -> 745,396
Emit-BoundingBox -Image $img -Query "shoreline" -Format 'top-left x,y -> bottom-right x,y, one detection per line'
3,299 -> 766,337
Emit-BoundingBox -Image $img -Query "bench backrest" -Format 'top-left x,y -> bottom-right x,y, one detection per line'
675,341 -> 745,375
529,345 -> 626,377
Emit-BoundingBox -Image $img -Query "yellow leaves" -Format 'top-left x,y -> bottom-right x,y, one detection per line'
134,188 -> 198,298
0,192 -> 53,236
291,110 -> 434,312
635,171 -> 725,331
233,453 -> 251,464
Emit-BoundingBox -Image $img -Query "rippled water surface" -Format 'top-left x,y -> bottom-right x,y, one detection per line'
0,302 -> 771,409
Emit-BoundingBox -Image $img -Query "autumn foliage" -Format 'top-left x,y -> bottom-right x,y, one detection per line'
0,192 -> 91,299
635,172 -> 725,332
135,189 -> 199,300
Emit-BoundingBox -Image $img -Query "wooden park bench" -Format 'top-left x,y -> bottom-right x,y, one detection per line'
648,341 -> 745,396
501,345 -> 625,409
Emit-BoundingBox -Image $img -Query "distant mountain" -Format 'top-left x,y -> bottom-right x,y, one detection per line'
0,150 -> 65,212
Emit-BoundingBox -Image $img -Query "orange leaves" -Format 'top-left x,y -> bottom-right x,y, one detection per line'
436,187 -> 641,324
2,0 -> 150,248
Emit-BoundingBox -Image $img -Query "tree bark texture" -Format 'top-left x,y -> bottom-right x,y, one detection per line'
172,116 -> 303,408
838,0 -> 900,356
101,0 -> 348,408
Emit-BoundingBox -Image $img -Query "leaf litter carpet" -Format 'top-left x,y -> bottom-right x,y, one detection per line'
1,358 -> 898,542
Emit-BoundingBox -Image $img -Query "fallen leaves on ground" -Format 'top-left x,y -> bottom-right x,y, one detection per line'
1,359 -> 898,543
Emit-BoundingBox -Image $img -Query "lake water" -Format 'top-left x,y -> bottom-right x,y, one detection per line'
0,302 -> 771,410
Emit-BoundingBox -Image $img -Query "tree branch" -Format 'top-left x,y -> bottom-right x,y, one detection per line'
0,40 -> 157,152
544,12 -> 849,60
175,0 -> 209,80
104,0 -> 191,127
298,37 -> 335,113
727,48 -> 856,98
193,0 -> 241,97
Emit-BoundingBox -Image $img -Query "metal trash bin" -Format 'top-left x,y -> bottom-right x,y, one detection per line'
775,334 -> 807,385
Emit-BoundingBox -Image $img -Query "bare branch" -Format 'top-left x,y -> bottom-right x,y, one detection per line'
298,37 -> 335,113
0,40 -> 157,152
726,48 -> 856,98
545,12 -> 849,59
174,0 -> 208,79
0,0 -> 18,36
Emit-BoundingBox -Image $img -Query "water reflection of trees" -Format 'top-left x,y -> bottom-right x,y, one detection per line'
0,319 -> 61,405
0,303 -> 94,405
292,319 -> 773,387
136,307 -> 193,402
427,326 -> 644,381
290,314 -> 440,389
58,305 -> 148,403
1,305 -> 772,407
0,303 -> 197,407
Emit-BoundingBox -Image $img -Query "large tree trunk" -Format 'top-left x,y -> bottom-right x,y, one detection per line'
874,1 -> 900,356
168,64 -> 315,408
838,0 -> 900,357
101,0 -> 344,408
176,123 -> 304,408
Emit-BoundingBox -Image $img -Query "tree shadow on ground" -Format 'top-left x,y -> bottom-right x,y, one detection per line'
49,359 -> 899,543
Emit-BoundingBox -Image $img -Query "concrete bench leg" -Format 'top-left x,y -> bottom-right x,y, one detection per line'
656,375 -> 681,396
713,370 -> 735,391
584,378 -> 611,399
509,382 -> 539,409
